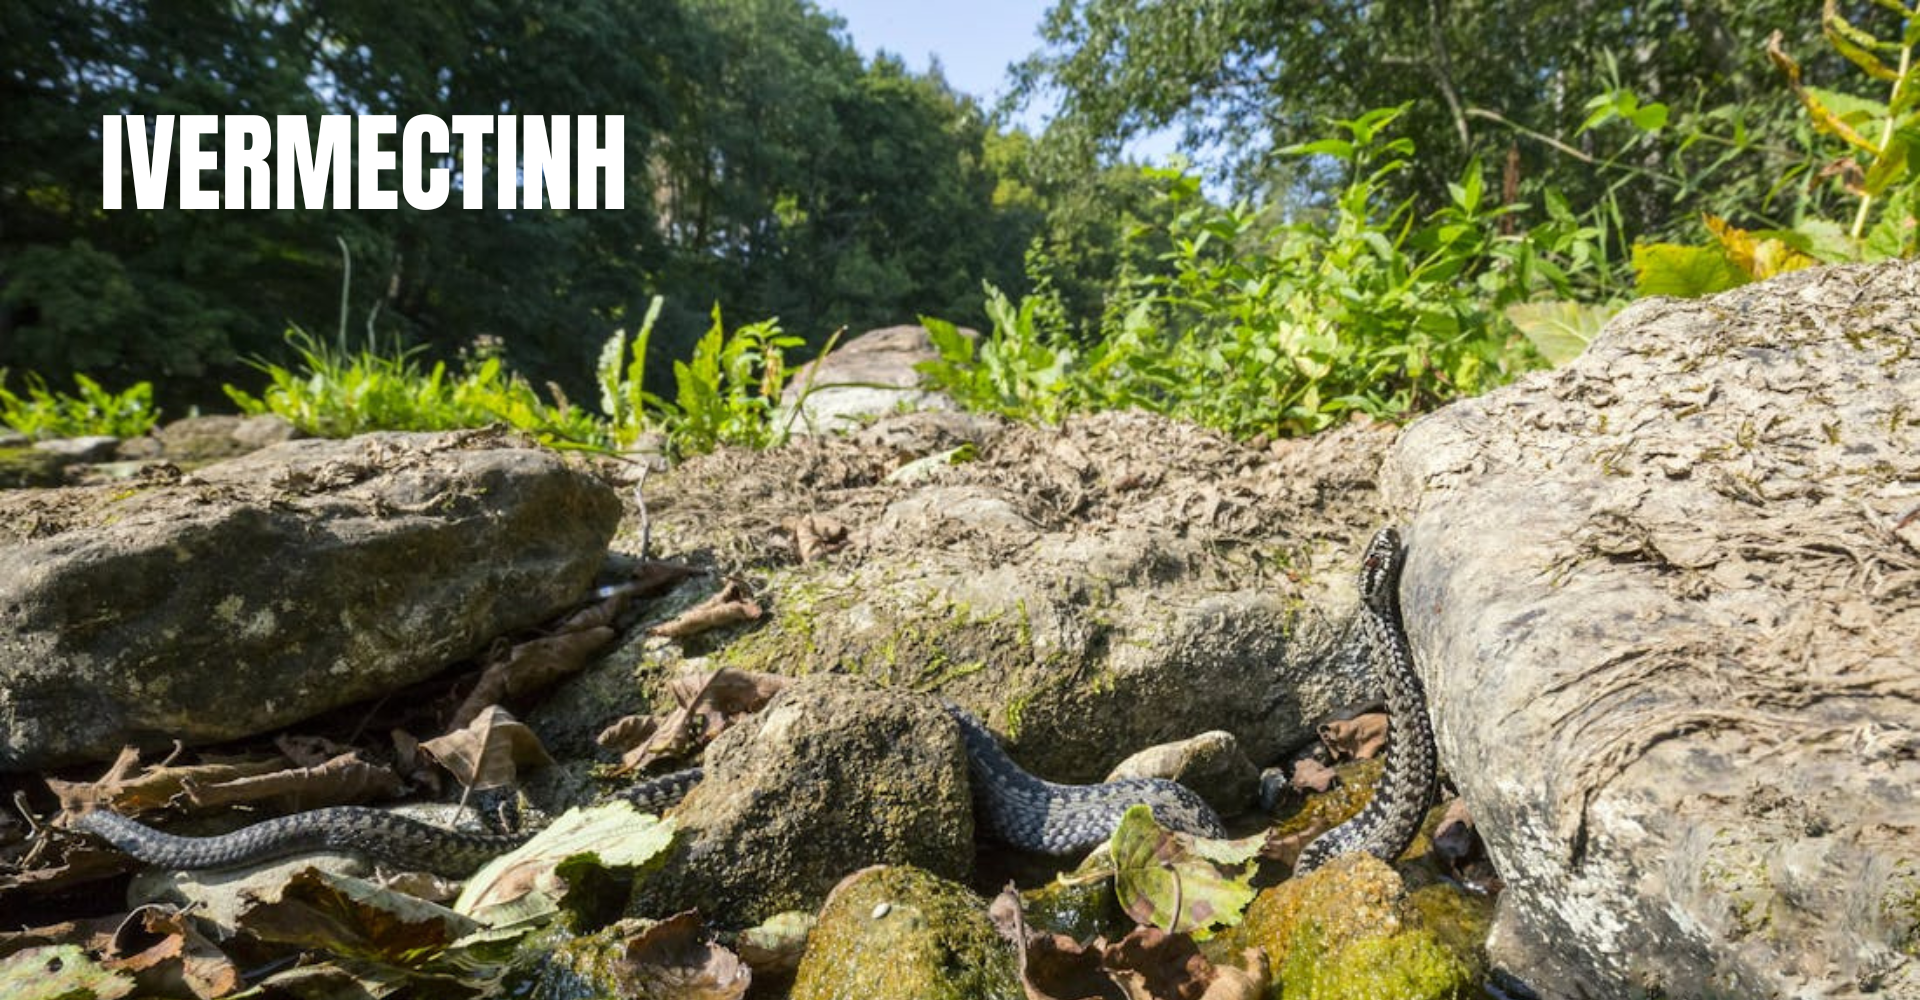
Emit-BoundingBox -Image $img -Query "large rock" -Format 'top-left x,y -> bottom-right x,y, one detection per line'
790,865 -> 1021,1000
649,410 -> 1396,786
779,325 -> 970,435
1384,262 -> 1920,997
631,675 -> 974,927
0,430 -> 621,770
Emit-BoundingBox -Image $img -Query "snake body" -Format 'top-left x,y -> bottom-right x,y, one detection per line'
75,528 -> 1431,877
1292,525 -> 1438,875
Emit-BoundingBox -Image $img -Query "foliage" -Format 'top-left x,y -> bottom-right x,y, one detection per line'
924,107 -> 1611,438
1,0 -> 1040,408
224,329 -> 602,447
0,371 -> 159,440
651,307 -> 806,455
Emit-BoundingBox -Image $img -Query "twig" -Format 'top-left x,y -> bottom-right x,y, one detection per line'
635,464 -> 652,561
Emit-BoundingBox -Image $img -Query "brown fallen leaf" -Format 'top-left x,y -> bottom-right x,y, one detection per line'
0,914 -> 124,963
613,667 -> 789,773
1289,758 -> 1339,794
101,905 -> 243,1000
273,734 -> 353,769
1100,927 -> 1217,1000
648,580 -> 762,639
615,911 -> 751,999
990,883 -> 1121,1000
596,714 -> 660,754
450,625 -> 617,727
181,751 -> 403,813
420,706 -> 554,791
1318,712 -> 1389,762
558,590 -> 632,633
49,749 -> 285,817
786,514 -> 849,564
235,867 -> 480,963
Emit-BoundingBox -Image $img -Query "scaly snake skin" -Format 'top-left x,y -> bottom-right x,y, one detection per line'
1292,526 -> 1438,874
74,528 -> 1431,876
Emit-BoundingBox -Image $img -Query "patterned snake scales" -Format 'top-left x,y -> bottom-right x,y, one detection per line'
73,527 -> 1434,877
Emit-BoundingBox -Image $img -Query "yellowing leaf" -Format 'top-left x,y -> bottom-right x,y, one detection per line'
1631,243 -> 1751,299
1109,805 -> 1258,938
1503,301 -> 1617,366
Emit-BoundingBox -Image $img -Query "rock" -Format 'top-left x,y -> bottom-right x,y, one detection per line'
790,865 -> 1021,1000
154,414 -> 301,462
1227,853 -> 1478,1000
0,430 -> 621,770
1104,730 -> 1260,816
32,435 -> 119,462
779,325 -> 971,436
648,410 -> 1396,784
0,430 -> 26,448
0,446 -> 69,489
631,675 -> 973,927
1384,261 -> 1920,997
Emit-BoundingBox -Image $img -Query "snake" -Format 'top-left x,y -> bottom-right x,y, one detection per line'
72,527 -> 1433,877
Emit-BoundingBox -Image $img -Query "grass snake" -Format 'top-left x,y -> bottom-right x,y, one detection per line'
73,527 -> 1433,877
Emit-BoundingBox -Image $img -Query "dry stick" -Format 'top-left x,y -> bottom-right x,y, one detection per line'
634,463 -> 652,561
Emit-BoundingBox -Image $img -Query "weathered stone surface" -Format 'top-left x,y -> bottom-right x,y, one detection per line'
1105,730 -> 1260,816
0,430 -> 621,770
0,446 -> 69,489
779,324 -> 970,435
790,865 -> 1020,1000
153,414 -> 301,462
632,675 -> 973,927
1384,261 -> 1920,997
648,410 -> 1396,784
33,435 -> 118,462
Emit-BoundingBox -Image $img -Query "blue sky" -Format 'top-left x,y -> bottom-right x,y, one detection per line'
823,0 -> 1182,163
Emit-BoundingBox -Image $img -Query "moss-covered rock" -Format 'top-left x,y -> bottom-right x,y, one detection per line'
790,865 -> 1021,1000
629,675 -> 973,928
1223,854 -> 1477,1000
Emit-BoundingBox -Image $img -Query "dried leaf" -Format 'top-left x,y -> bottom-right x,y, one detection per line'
236,867 -> 481,964
616,668 -> 788,773
596,714 -> 660,753
274,734 -> 352,769
615,911 -> 751,1000
455,802 -> 675,927
182,751 -> 403,813
101,905 -> 243,999
1101,928 -> 1211,1000
648,580 -> 762,639
419,706 -> 554,791
786,515 -> 849,563
450,626 -> 617,727
1109,806 -> 1257,938
558,591 -> 630,633
1432,798 -> 1480,866
49,750 -> 286,817
1317,713 -> 1389,762
1289,758 -> 1339,794
734,911 -> 815,976
665,667 -> 788,716
0,944 -> 135,1000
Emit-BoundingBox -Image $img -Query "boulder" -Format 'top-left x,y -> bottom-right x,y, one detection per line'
152,414 -> 301,462
0,430 -> 621,770
32,435 -> 119,462
790,865 -> 1021,1000
779,325 -> 970,436
1384,261 -> 1920,997
648,410 -> 1397,784
631,675 -> 974,927
1104,730 -> 1261,817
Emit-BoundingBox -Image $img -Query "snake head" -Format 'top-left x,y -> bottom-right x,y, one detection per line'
1359,526 -> 1405,611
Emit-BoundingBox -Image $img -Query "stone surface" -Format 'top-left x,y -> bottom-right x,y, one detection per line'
1384,261 -> 1920,998
0,430 -> 621,770
790,865 -> 1021,1000
647,410 -> 1397,784
631,675 -> 974,927
0,446 -> 69,489
154,414 -> 301,462
32,435 -> 119,462
1105,730 -> 1261,817
779,325 -> 970,436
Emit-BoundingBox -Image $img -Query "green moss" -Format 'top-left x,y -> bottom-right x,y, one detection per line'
1279,923 -> 1475,1000
791,866 -> 1021,1000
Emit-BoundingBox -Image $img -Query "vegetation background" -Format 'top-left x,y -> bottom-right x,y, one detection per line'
2,0 -> 1914,452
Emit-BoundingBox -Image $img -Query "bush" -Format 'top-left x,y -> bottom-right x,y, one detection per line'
0,371 -> 160,439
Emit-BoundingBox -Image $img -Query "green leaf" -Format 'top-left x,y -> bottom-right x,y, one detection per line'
455,802 -> 676,928
1631,243 -> 1751,298
0,945 -> 134,1000
1108,804 -> 1258,938
1503,301 -> 1618,366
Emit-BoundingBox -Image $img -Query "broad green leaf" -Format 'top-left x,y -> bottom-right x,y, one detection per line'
456,802 -> 676,928
1108,804 -> 1258,938
0,945 -> 133,1000
1631,243 -> 1751,298
1504,301 -> 1617,366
